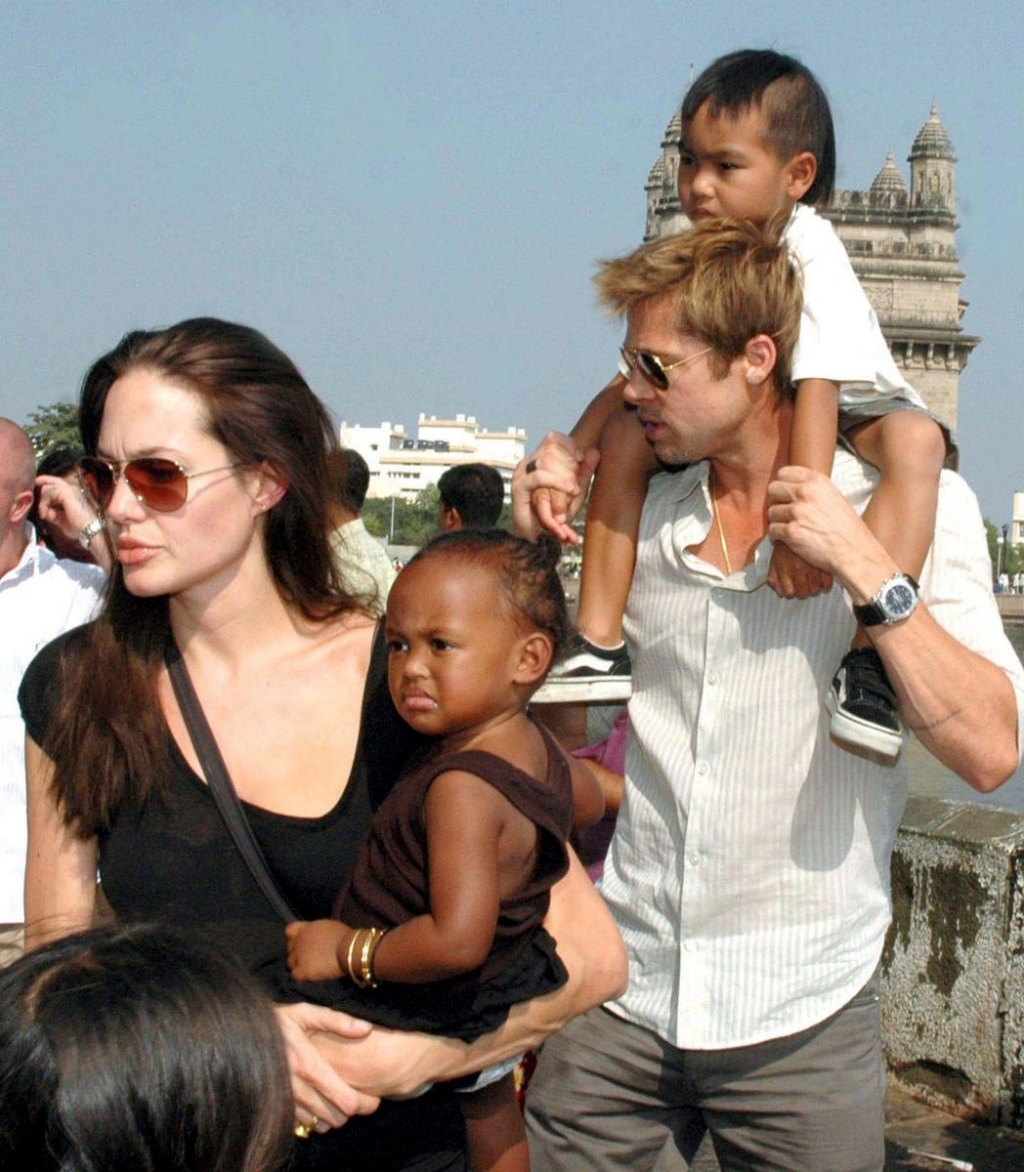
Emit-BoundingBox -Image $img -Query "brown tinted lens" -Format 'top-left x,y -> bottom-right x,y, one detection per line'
124,459 -> 188,511
79,458 -> 115,509
635,351 -> 669,389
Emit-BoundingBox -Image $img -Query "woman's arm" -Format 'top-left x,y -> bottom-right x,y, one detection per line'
24,737 -> 99,950
306,848 -> 627,1099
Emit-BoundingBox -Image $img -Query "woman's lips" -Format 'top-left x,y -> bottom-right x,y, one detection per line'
117,539 -> 159,565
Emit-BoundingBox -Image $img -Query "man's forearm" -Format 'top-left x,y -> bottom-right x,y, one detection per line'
767,465 -> 1022,791
871,609 -> 1020,792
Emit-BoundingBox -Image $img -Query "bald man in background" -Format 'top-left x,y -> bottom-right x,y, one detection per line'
0,418 -> 104,964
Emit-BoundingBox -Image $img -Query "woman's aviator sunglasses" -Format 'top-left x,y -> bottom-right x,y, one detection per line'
79,456 -> 243,513
618,344 -> 712,390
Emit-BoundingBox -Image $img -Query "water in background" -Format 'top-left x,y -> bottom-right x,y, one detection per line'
907,622 -> 1024,810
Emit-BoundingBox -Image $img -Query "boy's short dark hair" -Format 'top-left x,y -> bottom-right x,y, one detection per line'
681,49 -> 836,206
327,448 -> 370,513
438,463 -> 504,528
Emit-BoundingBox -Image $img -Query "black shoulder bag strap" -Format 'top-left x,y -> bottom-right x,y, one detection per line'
164,639 -> 298,923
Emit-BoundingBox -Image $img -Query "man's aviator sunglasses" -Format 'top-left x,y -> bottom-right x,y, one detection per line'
79,456 -> 244,513
618,345 -> 712,390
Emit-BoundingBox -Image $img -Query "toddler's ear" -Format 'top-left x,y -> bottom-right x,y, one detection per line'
786,151 -> 817,202
514,632 -> 554,686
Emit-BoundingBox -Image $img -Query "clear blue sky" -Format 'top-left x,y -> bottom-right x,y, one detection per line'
3,1 -> 1021,523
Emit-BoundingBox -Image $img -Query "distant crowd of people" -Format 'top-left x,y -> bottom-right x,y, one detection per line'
1,47 -> 1022,1172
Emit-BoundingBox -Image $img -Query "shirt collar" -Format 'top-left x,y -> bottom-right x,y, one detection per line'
0,523 -> 46,588
661,462 -> 773,591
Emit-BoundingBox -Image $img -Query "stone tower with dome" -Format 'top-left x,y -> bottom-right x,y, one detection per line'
644,105 -> 978,434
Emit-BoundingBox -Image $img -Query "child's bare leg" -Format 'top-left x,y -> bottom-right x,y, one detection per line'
575,408 -> 659,648
846,411 -> 946,649
461,1073 -> 529,1172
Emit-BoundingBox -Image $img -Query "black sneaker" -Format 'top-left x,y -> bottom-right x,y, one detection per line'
532,634 -> 632,704
825,647 -> 903,760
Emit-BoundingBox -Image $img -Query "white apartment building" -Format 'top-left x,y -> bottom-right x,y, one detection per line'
1012,492 -> 1024,548
338,413 -> 527,501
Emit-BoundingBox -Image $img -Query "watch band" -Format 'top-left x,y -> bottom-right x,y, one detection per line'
853,572 -> 920,627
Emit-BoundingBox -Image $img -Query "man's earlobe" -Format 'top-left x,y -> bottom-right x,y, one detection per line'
744,335 -> 777,386
10,489 -> 35,526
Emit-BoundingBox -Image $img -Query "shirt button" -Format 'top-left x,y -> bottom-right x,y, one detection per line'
683,939 -> 697,953
697,762 -> 709,777
688,852 -> 701,866
707,671 -> 719,686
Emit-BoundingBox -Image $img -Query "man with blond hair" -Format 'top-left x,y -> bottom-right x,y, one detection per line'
514,221 -> 1023,1171
0,418 -> 104,964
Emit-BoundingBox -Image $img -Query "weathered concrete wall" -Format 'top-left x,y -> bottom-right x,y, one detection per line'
996,594 -> 1024,621
882,795 -> 1024,1127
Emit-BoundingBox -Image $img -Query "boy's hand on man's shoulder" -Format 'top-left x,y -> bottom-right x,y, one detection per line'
767,530 -> 834,598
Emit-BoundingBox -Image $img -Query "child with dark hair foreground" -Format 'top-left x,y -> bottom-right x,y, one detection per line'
0,924 -> 294,1172
545,49 -> 948,761
285,529 -> 602,1172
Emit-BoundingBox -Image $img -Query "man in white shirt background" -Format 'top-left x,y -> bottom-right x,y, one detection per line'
513,222 -> 1023,1172
328,448 -> 396,617
0,418 -> 105,965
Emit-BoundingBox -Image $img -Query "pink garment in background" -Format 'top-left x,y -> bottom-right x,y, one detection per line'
572,709 -> 629,881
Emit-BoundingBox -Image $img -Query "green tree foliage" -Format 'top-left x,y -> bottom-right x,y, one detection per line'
362,482 -> 514,549
363,484 -> 442,548
985,517 -> 1023,580
23,401 -> 81,457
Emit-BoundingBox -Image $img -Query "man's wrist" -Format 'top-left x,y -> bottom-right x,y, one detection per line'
853,571 -> 921,627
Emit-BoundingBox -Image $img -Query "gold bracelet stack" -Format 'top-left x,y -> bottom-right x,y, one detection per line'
344,927 -> 388,988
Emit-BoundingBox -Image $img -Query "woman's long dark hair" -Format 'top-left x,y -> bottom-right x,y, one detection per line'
0,924 -> 294,1172
50,317 -> 358,835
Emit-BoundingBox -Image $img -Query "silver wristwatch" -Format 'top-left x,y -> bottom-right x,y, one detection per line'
853,572 -> 920,627
79,517 -> 106,548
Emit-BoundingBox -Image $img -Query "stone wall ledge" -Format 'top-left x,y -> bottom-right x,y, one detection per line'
883,794 -> 1024,1127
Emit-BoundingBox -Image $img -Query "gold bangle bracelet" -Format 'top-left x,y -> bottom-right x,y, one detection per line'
349,928 -> 375,989
356,929 -> 376,989
363,926 -> 388,987
345,929 -> 364,983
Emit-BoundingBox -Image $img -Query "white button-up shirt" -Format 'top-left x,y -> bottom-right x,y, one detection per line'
604,452 -> 1024,1050
0,526 -> 104,921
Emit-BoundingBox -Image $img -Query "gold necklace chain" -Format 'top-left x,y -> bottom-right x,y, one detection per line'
709,469 -> 733,577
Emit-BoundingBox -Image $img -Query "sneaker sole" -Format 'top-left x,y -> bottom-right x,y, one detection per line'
825,691 -> 903,760
532,677 -> 633,704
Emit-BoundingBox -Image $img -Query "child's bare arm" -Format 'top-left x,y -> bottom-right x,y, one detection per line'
529,374 -> 625,544
286,919 -> 349,982
768,377 -> 839,598
568,374 -> 627,450
584,759 -> 624,818
567,755 -> 604,832
367,771 -> 509,983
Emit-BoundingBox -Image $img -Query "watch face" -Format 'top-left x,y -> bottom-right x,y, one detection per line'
882,581 -> 917,620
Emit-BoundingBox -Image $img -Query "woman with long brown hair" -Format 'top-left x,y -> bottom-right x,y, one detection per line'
19,318 -> 625,1172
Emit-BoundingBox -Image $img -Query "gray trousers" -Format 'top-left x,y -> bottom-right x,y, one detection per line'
525,973 -> 885,1172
